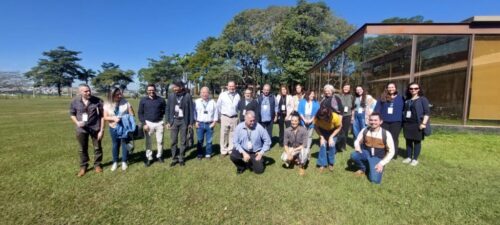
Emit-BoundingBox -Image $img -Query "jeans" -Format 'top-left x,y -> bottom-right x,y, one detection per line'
350,149 -> 383,184
196,122 -> 213,157
406,139 -> 422,160
76,131 -> 102,168
352,111 -> 366,140
317,137 -> 337,167
109,127 -> 129,163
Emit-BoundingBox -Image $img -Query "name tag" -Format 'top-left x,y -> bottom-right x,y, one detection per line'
406,111 -> 412,118
247,141 -> 253,150
242,109 -> 246,115
344,106 -> 348,113
388,107 -> 394,115
281,105 -> 286,111
82,113 -> 88,122
371,147 -> 375,157
175,105 -> 180,112
178,109 -> 184,118
262,105 -> 268,110
357,107 -> 363,114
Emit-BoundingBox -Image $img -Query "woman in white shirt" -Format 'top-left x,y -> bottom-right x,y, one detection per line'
351,85 -> 376,140
276,85 -> 295,147
103,88 -> 135,171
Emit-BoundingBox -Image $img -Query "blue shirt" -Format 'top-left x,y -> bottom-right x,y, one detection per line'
260,96 -> 272,122
374,95 -> 404,122
233,122 -> 272,154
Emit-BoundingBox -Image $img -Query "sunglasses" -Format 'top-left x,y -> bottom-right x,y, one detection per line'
409,87 -> 420,91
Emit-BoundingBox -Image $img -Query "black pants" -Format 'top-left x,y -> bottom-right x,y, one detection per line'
230,150 -> 265,174
260,121 -> 273,141
76,131 -> 102,168
381,121 -> 402,159
278,114 -> 290,146
171,119 -> 188,162
336,115 -> 352,151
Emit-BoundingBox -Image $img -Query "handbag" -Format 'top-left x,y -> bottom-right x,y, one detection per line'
187,126 -> 194,148
132,124 -> 145,140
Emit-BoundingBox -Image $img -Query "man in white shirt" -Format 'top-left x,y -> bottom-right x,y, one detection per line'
194,87 -> 218,159
216,81 -> 241,156
351,112 -> 395,184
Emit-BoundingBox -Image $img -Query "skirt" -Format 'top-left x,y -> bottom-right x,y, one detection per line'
403,122 -> 424,141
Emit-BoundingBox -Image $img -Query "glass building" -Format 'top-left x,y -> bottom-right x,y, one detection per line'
306,16 -> 500,125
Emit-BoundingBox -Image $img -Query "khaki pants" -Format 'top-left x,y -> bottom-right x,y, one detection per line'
220,115 -> 238,155
145,120 -> 164,160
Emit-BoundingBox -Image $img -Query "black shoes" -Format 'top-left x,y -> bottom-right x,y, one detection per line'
179,161 -> 185,166
236,168 -> 245,175
170,161 -> 178,167
158,157 -> 165,163
144,159 -> 153,167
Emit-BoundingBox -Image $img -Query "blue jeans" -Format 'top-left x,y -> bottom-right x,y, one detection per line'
317,137 -> 337,167
196,122 -> 213,157
109,127 -> 129,163
350,149 -> 383,184
352,111 -> 366,140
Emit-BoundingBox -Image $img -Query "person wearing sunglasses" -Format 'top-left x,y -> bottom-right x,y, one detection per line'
402,82 -> 431,166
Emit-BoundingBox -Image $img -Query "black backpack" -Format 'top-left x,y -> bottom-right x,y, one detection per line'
362,127 -> 388,150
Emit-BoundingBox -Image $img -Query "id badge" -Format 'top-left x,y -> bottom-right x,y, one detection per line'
82,113 -> 88,122
388,107 -> 394,115
178,109 -> 184,117
175,105 -> 180,112
371,148 -> 375,157
406,111 -> 412,118
281,105 -> 286,111
262,105 -> 268,110
357,107 -> 363,114
344,106 -> 348,113
242,109 -> 246,115
246,141 -> 253,150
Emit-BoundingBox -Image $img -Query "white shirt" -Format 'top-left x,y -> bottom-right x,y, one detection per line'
305,101 -> 313,116
194,98 -> 218,122
216,91 -> 240,117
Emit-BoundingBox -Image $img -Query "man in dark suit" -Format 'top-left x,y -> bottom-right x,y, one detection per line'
237,88 -> 260,122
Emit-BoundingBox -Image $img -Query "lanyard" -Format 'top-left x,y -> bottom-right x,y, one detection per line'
176,95 -> 184,104
246,128 -> 252,141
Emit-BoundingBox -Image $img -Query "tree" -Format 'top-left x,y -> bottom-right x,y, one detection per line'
78,68 -> 96,85
24,46 -> 84,96
91,62 -> 134,94
138,54 -> 183,96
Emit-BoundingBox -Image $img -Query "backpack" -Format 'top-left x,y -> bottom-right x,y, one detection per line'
362,127 -> 388,150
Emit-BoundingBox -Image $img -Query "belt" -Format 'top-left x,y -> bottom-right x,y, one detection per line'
222,114 -> 237,118
197,121 -> 211,123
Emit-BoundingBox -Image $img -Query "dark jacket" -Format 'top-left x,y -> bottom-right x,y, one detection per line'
237,98 -> 260,122
404,96 -> 431,136
257,94 -> 276,123
138,95 -> 166,124
165,91 -> 195,126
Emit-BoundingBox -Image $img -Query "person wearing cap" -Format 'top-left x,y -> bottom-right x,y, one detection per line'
194,86 -> 218,159
231,110 -> 271,174
138,84 -> 167,167
69,84 -> 105,177
216,81 -> 241,157
166,80 -> 194,167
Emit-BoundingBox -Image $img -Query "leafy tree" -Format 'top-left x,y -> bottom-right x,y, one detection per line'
138,54 -> 183,96
91,62 -> 134,93
381,15 -> 433,23
78,68 -> 96,85
24,46 -> 84,96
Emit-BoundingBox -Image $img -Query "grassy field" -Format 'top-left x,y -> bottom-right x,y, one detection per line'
0,98 -> 499,225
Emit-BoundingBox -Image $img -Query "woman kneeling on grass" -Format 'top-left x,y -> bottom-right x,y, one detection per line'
314,103 -> 342,173
281,114 -> 309,176
103,87 -> 135,171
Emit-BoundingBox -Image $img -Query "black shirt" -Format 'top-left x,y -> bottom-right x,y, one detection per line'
69,95 -> 103,133
138,95 -> 166,123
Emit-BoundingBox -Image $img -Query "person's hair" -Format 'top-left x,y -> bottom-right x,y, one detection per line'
245,110 -> 256,118
295,84 -> 303,95
341,83 -> 351,94
316,102 -> 333,121
107,87 -> 122,103
323,84 -> 334,93
79,83 -> 90,89
354,85 -> 367,108
146,84 -> 156,90
405,82 -> 424,99
369,112 -> 382,120
381,82 -> 398,102
227,81 -> 236,86
244,88 -> 253,95
305,90 -> 315,101
280,85 -> 289,95
263,83 -> 271,90
290,113 -> 300,121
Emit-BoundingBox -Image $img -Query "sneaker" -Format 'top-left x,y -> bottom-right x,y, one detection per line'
410,160 -> 419,166
110,162 -> 118,171
328,165 -> 335,172
402,158 -> 412,164
354,170 -> 365,177
205,154 -> 211,159
121,162 -> 128,171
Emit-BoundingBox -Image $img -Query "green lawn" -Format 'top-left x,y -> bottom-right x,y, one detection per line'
0,98 -> 499,225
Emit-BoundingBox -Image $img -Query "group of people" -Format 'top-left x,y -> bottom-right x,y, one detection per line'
69,80 -> 431,184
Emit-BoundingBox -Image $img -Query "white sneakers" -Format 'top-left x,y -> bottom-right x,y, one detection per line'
110,162 -> 118,171
121,162 -> 128,171
410,160 -> 419,166
402,158 -> 412,164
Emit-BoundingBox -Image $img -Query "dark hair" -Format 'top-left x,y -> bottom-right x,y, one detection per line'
280,85 -> 289,95
304,90 -> 316,101
354,85 -> 367,108
405,82 -> 424,99
341,83 -> 351,94
316,102 -> 332,121
369,112 -> 382,120
295,84 -> 303,95
107,87 -> 121,103
146,84 -> 156,90
381,82 -> 398,102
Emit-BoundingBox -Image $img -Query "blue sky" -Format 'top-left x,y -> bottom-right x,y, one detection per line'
1,0 -> 499,89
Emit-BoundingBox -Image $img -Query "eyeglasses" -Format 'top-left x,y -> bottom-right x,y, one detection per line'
409,88 -> 419,91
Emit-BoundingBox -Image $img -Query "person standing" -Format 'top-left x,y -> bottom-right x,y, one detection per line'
336,84 -> 354,152
281,114 -> 309,176
350,112 -> 395,184
237,88 -> 260,122
292,84 -> 305,112
166,80 -> 194,166
402,82 -> 431,166
352,85 -> 376,140
276,85 -> 295,147
231,111 -> 272,174
69,84 -> 104,177
321,84 -> 344,114
374,82 -> 404,159
257,84 -> 278,141
194,86 -> 218,159
216,81 -> 241,157
297,90 -> 320,155
138,84 -> 166,167
103,87 -> 135,171
314,103 -> 342,173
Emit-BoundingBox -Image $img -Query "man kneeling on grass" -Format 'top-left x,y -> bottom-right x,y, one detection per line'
350,112 -> 395,184
231,110 -> 271,175
281,114 -> 309,176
